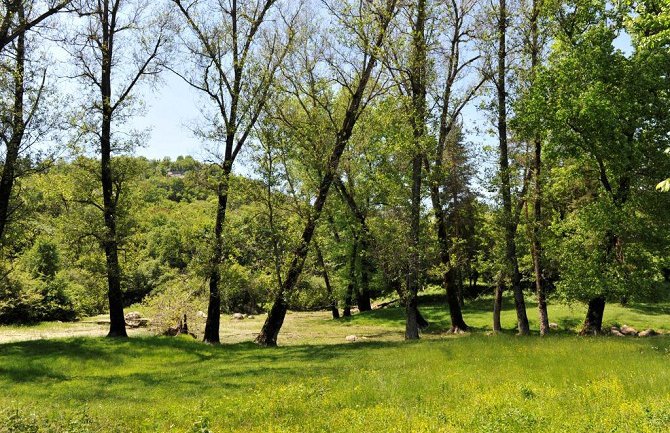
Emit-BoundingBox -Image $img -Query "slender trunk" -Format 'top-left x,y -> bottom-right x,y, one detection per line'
316,244 -> 339,319
497,0 -> 529,336
405,0 -> 427,341
580,296 -> 605,335
100,2 -> 126,338
429,185 -> 469,332
529,0 -> 549,336
357,230 -> 372,312
493,278 -> 504,332
456,273 -> 465,308
255,0 -> 398,347
0,21 -> 25,246
203,168 -> 231,344
405,153 -> 422,340
343,237 -> 358,317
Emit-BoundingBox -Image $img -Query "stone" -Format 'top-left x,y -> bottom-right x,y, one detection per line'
638,329 -> 658,337
611,329 -> 625,337
196,311 -> 207,318
549,323 -> 559,330
620,325 -> 638,336
125,312 -> 142,321
345,335 -> 357,342
247,315 -> 255,319
232,313 -> 245,320
124,311 -> 148,328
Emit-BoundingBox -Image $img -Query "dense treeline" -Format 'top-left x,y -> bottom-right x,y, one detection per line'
0,0 -> 668,343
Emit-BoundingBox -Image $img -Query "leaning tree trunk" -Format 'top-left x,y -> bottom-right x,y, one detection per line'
497,0 -> 529,336
100,11 -> 127,338
580,296 -> 605,335
254,0 -> 398,347
0,24 -> 25,247
203,166 -> 231,344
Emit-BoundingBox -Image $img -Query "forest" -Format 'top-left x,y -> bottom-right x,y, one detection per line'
0,0 -> 669,431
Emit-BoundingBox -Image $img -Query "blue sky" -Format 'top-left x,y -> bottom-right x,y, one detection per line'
130,31 -> 633,165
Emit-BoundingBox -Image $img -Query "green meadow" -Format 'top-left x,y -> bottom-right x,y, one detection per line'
1,295 -> 669,433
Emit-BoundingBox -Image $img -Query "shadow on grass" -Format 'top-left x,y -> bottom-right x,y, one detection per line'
626,302 -> 670,316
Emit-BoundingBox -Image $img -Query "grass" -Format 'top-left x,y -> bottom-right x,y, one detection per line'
1,294 -> 669,432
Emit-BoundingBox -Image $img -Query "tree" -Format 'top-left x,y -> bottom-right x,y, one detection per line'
255,0 -> 399,347
424,0 -> 484,333
514,0 -> 552,334
170,0 -> 300,344
0,0 -> 72,52
531,0 -> 670,334
0,1 -> 61,247
489,0 -> 531,335
69,0 -> 168,337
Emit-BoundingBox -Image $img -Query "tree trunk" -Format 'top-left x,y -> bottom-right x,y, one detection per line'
493,279 -> 504,332
203,168 -> 231,344
316,244 -> 339,319
357,231 -> 372,312
101,3 -> 127,338
405,152 -> 422,340
457,273 -> 465,308
0,20 -> 25,246
529,0 -> 549,336
417,308 -> 430,329
580,296 -> 605,335
497,0 -> 529,336
255,0 -> 398,347
405,291 -> 420,340
405,0 -> 427,341
343,237 -> 358,318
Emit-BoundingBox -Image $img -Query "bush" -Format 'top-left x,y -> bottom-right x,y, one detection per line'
219,262 -> 265,314
142,278 -> 207,336
0,269 -> 77,324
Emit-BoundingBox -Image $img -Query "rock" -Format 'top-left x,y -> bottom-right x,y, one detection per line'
548,323 -> 559,330
164,326 -> 179,336
611,329 -> 625,337
620,325 -> 638,336
125,312 -> 142,321
611,326 -> 620,332
196,311 -> 207,318
247,315 -> 255,319
638,329 -> 658,337
345,335 -> 357,342
124,311 -> 149,328
232,313 -> 245,320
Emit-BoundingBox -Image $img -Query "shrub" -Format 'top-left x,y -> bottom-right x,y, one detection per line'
0,269 -> 77,324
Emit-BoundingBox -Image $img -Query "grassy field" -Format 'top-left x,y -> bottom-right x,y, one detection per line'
1,295 -> 669,432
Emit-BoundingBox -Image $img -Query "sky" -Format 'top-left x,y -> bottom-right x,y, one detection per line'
129,74 -> 203,160
127,26 -> 633,165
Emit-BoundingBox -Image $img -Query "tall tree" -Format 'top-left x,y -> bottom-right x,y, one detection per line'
170,0 -> 300,343
70,0 -> 167,337
529,0 -> 670,334
403,0 -> 427,340
255,0 -> 399,347
424,0 -> 484,333
0,0 -> 63,246
495,0 -> 530,335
